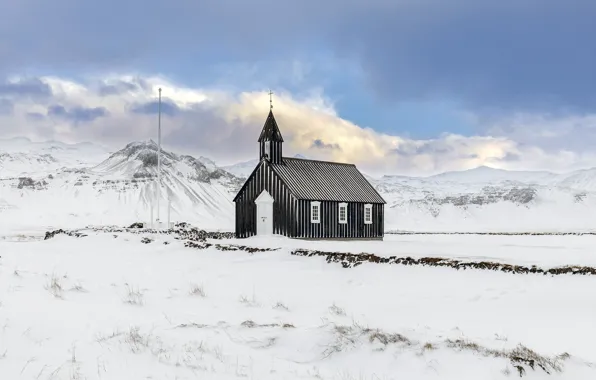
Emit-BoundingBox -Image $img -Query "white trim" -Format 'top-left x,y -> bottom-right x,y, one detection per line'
338,202 -> 348,224
311,201 -> 321,223
364,203 -> 373,224
255,189 -> 274,204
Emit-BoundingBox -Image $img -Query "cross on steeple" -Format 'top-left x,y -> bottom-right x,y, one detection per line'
269,90 -> 274,110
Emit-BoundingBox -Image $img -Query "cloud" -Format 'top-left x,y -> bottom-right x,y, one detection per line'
311,139 -> 341,151
97,78 -> 150,96
0,99 -> 13,115
1,0 -> 594,115
1,74 -> 596,176
479,113 -> 596,153
131,100 -> 181,116
0,77 -> 52,99
333,0 -> 596,113
47,104 -> 109,123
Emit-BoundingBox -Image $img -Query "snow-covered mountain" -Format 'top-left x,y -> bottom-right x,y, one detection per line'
3,137 -> 596,233
0,137 -> 110,176
0,139 -> 243,231
372,165 -> 596,232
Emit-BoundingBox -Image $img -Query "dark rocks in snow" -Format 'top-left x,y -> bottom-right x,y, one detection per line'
174,224 -> 234,242
291,249 -> 596,276
17,177 -> 48,190
132,172 -> 155,179
44,229 -> 88,240
183,240 -> 278,253
184,241 -> 212,249
17,177 -> 35,188
403,186 -> 540,218
141,237 -> 153,244
139,151 -> 158,167
574,192 -> 587,203
421,187 -> 537,208
42,223 -> 234,245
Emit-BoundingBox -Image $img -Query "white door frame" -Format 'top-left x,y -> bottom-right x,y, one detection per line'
255,189 -> 274,236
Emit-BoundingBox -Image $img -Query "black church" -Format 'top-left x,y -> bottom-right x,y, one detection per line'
233,109 -> 386,240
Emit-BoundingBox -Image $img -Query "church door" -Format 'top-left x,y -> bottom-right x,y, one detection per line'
255,189 -> 274,236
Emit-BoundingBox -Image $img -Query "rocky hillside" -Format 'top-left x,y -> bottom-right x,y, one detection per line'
371,166 -> 596,232
0,139 -> 244,231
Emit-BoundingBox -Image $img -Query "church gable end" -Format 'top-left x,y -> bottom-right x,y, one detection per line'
234,160 -> 296,238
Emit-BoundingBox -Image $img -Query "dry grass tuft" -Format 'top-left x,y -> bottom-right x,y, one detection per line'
69,282 -> 88,293
238,293 -> 260,307
123,285 -> 144,306
273,301 -> 289,311
189,283 -> 206,297
44,273 -> 64,298
124,326 -> 150,353
329,303 -> 346,316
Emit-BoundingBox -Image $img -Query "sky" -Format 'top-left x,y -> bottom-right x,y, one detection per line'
1,0 -> 596,176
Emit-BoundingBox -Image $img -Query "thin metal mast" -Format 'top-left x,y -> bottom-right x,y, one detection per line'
157,87 -> 162,230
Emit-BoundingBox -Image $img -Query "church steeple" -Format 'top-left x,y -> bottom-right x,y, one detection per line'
258,93 -> 283,164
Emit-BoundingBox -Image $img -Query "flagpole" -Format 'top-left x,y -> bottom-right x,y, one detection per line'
157,87 -> 162,231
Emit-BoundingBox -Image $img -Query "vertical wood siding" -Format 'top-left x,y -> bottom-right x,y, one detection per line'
294,200 -> 384,239
235,161 -> 294,238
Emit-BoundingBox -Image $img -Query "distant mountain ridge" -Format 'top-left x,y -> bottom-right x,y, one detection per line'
3,136 -> 596,233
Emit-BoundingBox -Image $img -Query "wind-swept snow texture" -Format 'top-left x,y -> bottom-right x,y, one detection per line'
0,229 -> 594,379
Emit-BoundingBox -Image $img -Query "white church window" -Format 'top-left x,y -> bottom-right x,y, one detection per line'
338,203 -> 347,224
364,204 -> 372,224
311,201 -> 320,223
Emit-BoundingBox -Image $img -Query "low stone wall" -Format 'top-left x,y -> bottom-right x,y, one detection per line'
184,240 -> 278,253
43,222 -> 235,242
44,229 -> 88,240
291,248 -> 596,276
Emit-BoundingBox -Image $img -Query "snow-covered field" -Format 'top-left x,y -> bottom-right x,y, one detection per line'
2,136 -> 596,378
1,228 -> 595,379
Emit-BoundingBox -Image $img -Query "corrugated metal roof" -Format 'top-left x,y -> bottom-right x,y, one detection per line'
270,157 -> 386,203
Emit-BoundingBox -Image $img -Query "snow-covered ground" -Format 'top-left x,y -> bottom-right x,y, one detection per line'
226,234 -> 596,267
2,136 -> 596,378
1,229 -> 595,379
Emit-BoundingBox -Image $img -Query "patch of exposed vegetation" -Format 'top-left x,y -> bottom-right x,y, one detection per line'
326,323 -> 569,377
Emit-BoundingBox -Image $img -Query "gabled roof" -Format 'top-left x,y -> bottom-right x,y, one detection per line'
257,110 -> 284,142
270,157 -> 386,204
